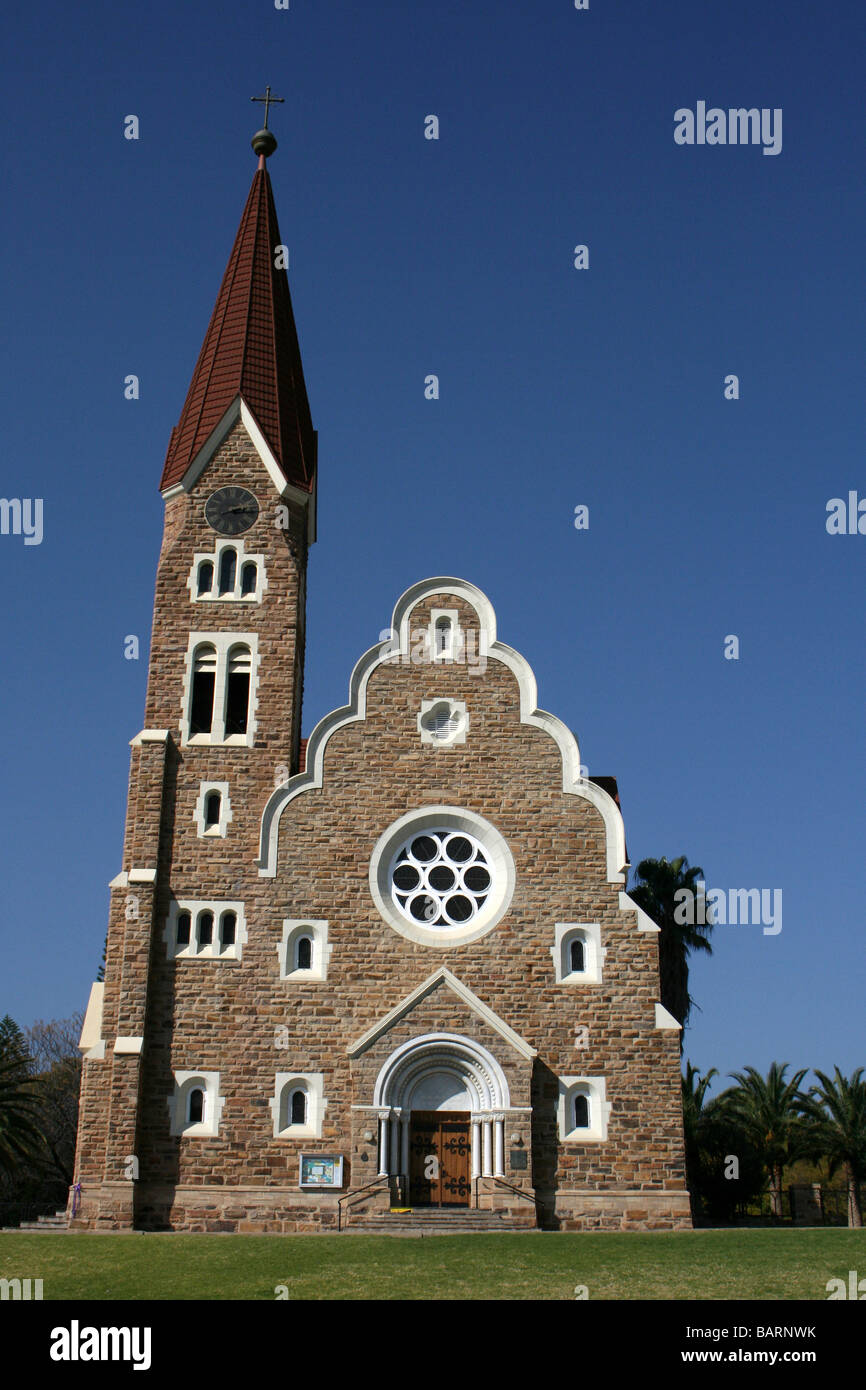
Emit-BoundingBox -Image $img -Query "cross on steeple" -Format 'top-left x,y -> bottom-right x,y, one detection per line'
251,86 -> 284,131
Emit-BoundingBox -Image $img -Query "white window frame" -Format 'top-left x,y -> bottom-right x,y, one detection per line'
193,781 -> 233,838
369,806 -> 516,948
187,538 -> 267,604
558,1077 -> 611,1143
429,608 -> 463,663
164,900 -> 247,961
180,632 -> 260,747
417,698 -> 469,747
278,920 -> 331,982
550,922 -> 605,984
168,1070 -> 225,1137
270,1072 -> 325,1139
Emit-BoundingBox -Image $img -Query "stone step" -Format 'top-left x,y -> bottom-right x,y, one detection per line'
349,1208 -> 529,1233
17,1212 -> 68,1231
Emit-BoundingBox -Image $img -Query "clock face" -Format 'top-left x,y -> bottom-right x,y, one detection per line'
204,486 -> 260,536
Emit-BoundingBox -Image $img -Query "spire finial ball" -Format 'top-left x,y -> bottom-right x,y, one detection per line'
252,128 -> 278,158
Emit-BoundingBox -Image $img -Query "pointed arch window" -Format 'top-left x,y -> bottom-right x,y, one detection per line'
218,548 -> 237,595
197,561 -> 214,596
225,645 -> 252,735
190,645 -> 217,735
188,1088 -> 205,1125
290,1089 -> 307,1126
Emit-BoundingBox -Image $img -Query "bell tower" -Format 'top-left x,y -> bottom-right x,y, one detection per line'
70,106 -> 317,1228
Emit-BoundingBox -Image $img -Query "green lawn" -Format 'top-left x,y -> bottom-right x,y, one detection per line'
1,1228 -> 862,1300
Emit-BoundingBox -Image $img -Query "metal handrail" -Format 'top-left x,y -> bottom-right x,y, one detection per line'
337,1175 -> 394,1231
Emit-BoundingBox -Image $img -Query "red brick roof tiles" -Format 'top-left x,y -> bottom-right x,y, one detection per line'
160,166 -> 315,493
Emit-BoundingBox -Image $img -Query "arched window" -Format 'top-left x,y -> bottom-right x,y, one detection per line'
176,912 -> 191,946
570,938 -> 585,973
220,912 -> 236,947
190,645 -> 217,735
204,791 -> 221,828
573,1093 -> 589,1129
295,936 -> 312,971
218,548 -> 237,595
290,1089 -> 307,1126
188,1088 -> 205,1125
241,562 -> 257,596
198,911 -> 214,946
434,616 -> 452,657
197,561 -> 214,596
225,645 -> 252,736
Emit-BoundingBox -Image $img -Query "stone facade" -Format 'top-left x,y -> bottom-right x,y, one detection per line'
69,415 -> 690,1232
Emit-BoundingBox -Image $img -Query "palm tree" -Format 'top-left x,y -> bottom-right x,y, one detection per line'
629,856 -> 713,1041
725,1062 -> 809,1218
799,1067 -> 866,1228
0,1016 -> 44,1178
682,1063 -> 719,1220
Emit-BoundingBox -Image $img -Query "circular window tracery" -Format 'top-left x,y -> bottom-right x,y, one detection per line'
390,829 -> 492,928
369,806 -> 515,947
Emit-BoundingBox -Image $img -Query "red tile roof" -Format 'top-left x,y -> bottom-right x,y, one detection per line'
160,165 -> 316,493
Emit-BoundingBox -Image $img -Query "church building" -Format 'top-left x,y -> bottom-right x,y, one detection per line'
69,115 -> 691,1233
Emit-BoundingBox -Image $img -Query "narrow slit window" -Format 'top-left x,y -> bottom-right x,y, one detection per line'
190,645 -> 217,735
218,548 -> 237,595
198,911 -> 214,946
435,617 -> 452,656
204,791 -> 221,828
225,646 -> 251,736
290,1089 -> 307,1126
241,561 -> 257,596
197,561 -> 214,596
570,938 -> 585,973
220,912 -> 236,947
573,1094 -> 589,1129
176,912 -> 191,946
295,936 -> 312,971
188,1088 -> 205,1125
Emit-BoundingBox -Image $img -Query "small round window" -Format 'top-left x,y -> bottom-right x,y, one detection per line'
370,807 -> 515,946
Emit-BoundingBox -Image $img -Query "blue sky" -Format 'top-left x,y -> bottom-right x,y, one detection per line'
1,0 -> 863,1091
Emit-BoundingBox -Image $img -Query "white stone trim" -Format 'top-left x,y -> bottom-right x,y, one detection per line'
348,966 -> 537,1061
160,395 -> 316,546
187,536 -> 267,605
128,868 -> 157,884
108,872 -> 128,889
655,1003 -> 682,1031
558,1077 -> 611,1143
129,729 -> 170,746
168,1071 -> 225,1138
369,807 -> 515,947
371,1034 -> 512,1111
164,899 -> 247,961
193,782 -> 232,839
429,607 -> 463,662
619,891 -> 661,933
78,983 -> 104,1055
257,577 -> 628,884
277,919 -> 331,982
550,922 -> 606,985
269,1072 -> 325,1139
113,1036 -> 144,1055
179,631 -> 260,748
417,698 -> 469,747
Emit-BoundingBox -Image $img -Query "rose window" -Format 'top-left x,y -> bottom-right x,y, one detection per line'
389,829 -> 493,928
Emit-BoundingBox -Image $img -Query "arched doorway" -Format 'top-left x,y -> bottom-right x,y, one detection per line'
372,1034 -> 511,1206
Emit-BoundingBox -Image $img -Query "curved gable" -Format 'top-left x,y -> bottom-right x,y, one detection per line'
257,576 -> 627,883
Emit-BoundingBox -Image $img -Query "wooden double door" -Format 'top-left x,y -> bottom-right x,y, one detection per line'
408,1111 -> 471,1207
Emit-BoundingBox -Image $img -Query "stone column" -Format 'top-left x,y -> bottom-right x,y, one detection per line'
493,1115 -> 505,1177
377,1110 -> 390,1176
482,1118 -> 493,1177
471,1117 -> 481,1179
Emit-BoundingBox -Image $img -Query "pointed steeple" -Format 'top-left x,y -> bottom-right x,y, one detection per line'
160,123 -> 316,495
